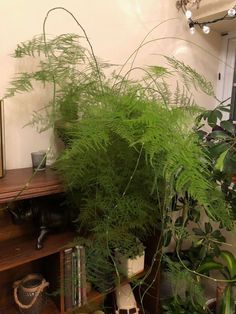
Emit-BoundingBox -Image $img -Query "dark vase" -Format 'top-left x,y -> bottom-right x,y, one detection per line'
13,273 -> 49,314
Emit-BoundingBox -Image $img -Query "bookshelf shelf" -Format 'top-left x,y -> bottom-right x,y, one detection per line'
0,167 -> 63,204
0,231 -> 75,272
68,291 -> 105,314
87,290 -> 105,304
0,297 -> 60,314
68,270 -> 147,313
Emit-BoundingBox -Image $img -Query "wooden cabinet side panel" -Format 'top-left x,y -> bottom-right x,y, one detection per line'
60,250 -> 66,314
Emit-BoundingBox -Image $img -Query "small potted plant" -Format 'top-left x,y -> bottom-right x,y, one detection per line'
115,238 -> 145,278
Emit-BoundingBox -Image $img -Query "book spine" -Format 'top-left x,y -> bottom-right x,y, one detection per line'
72,251 -> 78,307
75,245 -> 82,307
80,246 -> 87,305
64,247 -> 73,311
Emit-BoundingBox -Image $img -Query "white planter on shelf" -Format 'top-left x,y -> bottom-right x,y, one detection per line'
115,250 -> 145,278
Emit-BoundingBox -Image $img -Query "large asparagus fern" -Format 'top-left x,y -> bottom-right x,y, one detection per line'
5,24 -> 232,296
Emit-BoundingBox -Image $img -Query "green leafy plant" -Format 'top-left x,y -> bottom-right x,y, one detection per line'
197,102 -> 236,220
161,219 -> 226,314
198,250 -> 236,314
162,295 -> 205,314
197,101 -> 235,175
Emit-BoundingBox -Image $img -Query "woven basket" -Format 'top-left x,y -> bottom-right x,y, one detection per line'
13,273 -> 49,314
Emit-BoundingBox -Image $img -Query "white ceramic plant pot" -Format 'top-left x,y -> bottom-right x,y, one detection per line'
115,251 -> 145,278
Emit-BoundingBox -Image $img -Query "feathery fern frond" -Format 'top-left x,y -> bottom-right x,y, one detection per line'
5,73 -> 34,98
173,82 -> 197,108
163,255 -> 205,308
14,33 -> 84,58
165,56 -> 215,97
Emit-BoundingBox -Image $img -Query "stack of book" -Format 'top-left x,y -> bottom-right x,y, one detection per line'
64,245 -> 87,311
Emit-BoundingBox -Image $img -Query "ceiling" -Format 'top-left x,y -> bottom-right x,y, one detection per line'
211,19 -> 236,34
194,10 -> 236,35
190,1 -> 236,35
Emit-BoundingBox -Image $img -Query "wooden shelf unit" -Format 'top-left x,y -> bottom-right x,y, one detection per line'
0,167 -> 160,313
0,167 -> 72,314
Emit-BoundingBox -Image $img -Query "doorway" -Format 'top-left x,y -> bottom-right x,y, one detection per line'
221,36 -> 236,120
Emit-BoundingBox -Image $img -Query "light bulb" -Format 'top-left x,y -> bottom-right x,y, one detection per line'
188,21 -> 195,35
228,8 -> 236,17
189,22 -> 195,35
203,25 -> 210,34
185,10 -> 192,19
190,26 -> 195,35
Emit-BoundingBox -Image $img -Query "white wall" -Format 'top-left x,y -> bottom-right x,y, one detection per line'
0,0 -> 223,169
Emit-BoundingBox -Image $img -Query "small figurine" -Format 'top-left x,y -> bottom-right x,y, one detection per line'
115,283 -> 140,314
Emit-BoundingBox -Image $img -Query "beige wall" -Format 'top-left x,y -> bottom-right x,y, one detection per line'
0,0 -> 224,169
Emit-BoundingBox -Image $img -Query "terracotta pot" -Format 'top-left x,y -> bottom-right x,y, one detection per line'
232,175 -> 236,183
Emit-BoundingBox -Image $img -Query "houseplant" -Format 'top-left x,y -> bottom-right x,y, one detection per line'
4,7 -> 234,310
161,101 -> 236,314
161,220 -> 226,314
114,238 -> 145,278
199,250 -> 236,313
196,102 -> 236,218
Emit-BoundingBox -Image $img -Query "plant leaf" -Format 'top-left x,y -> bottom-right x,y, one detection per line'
209,142 -> 230,157
197,261 -> 223,274
208,111 -> 218,127
215,110 -> 223,120
221,285 -> 234,314
163,230 -> 172,247
215,150 -> 229,172
210,130 -> 231,139
205,222 -> 212,233
220,251 -> 236,279
220,121 -> 235,135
